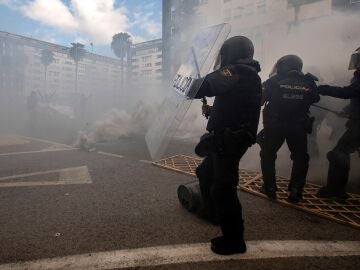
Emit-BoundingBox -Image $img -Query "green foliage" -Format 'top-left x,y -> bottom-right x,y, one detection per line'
41,49 -> 54,67
111,32 -> 132,59
69,43 -> 86,63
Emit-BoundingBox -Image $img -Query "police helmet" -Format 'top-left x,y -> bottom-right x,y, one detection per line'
348,47 -> 360,70
216,36 -> 254,69
270,55 -> 303,77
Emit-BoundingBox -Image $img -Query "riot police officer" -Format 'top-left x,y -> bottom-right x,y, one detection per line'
260,55 -> 320,203
192,36 -> 262,255
316,47 -> 360,199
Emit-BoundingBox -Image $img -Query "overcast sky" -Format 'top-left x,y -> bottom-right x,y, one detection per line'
0,0 -> 162,57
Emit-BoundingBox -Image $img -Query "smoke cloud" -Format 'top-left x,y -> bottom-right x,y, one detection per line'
168,8 -> 360,189
0,2 -> 359,190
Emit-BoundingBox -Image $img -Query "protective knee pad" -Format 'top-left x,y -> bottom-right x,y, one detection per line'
327,150 -> 350,169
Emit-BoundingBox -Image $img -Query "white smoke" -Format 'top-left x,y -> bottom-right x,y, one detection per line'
39,103 -> 75,119
166,10 -> 360,185
260,12 -> 360,182
74,101 -> 157,150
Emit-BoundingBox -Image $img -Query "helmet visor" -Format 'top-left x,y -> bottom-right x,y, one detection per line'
349,52 -> 360,70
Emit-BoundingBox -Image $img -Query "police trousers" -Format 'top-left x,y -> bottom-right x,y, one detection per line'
260,121 -> 309,191
326,122 -> 360,192
196,145 -> 248,240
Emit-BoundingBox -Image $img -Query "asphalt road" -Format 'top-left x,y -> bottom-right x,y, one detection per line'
0,134 -> 359,269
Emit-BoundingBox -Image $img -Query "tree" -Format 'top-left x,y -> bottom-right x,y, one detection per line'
111,32 -> 132,88
69,42 -> 86,91
40,49 -> 54,101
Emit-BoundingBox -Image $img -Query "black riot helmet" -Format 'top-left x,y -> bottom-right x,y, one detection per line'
349,47 -> 360,70
270,55 -> 303,77
214,36 -> 254,69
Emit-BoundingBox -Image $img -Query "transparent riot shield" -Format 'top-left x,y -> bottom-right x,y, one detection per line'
145,23 -> 231,160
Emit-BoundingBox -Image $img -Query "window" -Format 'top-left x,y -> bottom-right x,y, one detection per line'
170,7 -> 175,22
142,70 -> 152,75
134,47 -> 159,56
170,27 -> 177,38
141,56 -> 152,62
144,63 -> 152,67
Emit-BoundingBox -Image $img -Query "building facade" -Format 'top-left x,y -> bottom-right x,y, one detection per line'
131,38 -> 162,84
162,0 -> 359,79
0,31 -> 125,98
332,0 -> 360,10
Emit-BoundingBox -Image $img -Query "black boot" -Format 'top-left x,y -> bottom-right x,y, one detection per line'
316,186 -> 348,200
288,188 -> 303,203
260,185 -> 277,200
210,236 -> 247,255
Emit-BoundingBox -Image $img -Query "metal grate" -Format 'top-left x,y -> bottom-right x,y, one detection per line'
154,155 -> 360,229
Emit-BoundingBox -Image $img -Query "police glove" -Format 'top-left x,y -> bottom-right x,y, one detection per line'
317,85 -> 331,95
202,105 -> 212,119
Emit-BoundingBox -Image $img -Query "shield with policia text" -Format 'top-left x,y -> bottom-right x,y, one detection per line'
145,23 -> 231,160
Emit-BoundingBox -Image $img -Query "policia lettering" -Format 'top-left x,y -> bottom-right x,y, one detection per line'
172,74 -> 193,95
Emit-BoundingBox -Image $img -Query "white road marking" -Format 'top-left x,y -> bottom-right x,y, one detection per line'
0,166 -> 91,188
40,145 -> 78,151
0,148 -> 76,157
0,136 -> 29,146
139,159 -> 153,164
97,151 -> 124,158
0,240 -> 358,270
18,136 -> 73,148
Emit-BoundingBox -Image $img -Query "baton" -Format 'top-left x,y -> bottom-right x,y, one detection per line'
311,104 -> 347,118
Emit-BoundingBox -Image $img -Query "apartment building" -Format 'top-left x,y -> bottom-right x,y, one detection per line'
0,31 -> 125,97
131,38 -> 162,84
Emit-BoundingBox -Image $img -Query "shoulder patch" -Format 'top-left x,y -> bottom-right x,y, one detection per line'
220,67 -> 234,77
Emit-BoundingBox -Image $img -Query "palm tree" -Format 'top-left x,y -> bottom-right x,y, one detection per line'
40,49 -> 54,100
111,32 -> 132,88
69,43 -> 86,91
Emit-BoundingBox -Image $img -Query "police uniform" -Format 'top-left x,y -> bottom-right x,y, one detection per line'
260,69 -> 319,202
194,56 -> 262,254
317,70 -> 360,198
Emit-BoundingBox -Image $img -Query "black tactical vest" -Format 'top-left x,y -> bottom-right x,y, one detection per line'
206,63 -> 262,139
263,71 -> 319,123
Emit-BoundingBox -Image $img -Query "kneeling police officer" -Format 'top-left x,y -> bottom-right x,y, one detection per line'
259,55 -> 320,203
190,36 -> 262,255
